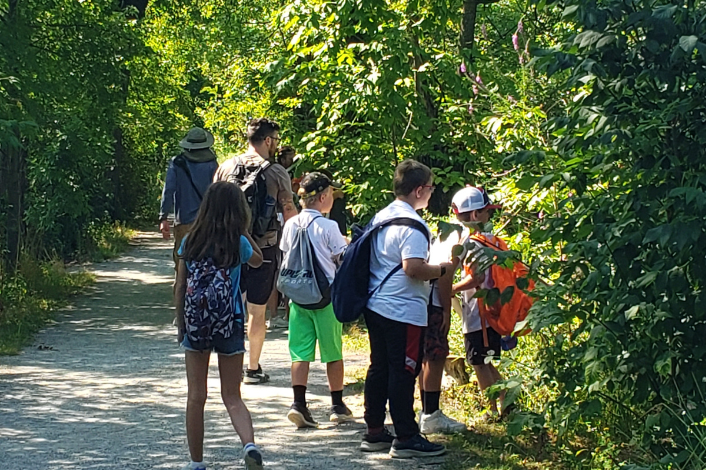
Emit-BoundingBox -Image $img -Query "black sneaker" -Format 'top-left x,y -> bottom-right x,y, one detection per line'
330,404 -> 354,423
243,445 -> 264,470
360,428 -> 395,452
243,365 -> 270,384
287,402 -> 318,428
389,433 -> 446,458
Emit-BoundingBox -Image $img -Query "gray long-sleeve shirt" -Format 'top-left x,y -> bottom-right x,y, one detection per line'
159,156 -> 218,225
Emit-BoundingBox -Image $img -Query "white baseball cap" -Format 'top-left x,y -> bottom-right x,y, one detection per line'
451,186 -> 502,214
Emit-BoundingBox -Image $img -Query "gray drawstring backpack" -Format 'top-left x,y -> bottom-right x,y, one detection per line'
277,216 -> 331,309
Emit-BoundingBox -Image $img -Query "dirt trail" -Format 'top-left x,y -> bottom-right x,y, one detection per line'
0,233 -> 445,469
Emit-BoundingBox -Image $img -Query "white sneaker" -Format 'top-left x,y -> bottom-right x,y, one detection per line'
181,463 -> 206,470
268,316 -> 289,329
419,410 -> 467,434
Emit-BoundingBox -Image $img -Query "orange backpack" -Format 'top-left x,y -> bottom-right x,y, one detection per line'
468,233 -> 534,345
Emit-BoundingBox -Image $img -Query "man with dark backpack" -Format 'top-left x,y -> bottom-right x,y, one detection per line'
277,172 -> 352,428
159,127 -> 219,283
352,160 -> 453,458
214,118 -> 298,384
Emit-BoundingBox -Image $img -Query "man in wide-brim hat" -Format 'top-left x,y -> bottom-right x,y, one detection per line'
159,127 -> 219,284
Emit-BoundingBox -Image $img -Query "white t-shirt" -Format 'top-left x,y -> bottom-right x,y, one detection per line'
461,235 -> 493,334
366,200 -> 431,327
429,227 -> 469,308
280,209 -> 348,284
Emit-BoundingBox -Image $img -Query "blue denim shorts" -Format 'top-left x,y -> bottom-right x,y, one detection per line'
181,330 -> 246,356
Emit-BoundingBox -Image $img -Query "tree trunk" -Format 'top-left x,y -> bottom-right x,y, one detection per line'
444,355 -> 470,385
460,0 -> 500,61
111,126 -> 126,220
1,143 -> 27,272
461,0 -> 479,58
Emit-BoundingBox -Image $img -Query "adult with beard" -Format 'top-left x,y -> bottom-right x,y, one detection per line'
214,118 -> 298,384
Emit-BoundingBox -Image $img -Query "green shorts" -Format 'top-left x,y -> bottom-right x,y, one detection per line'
289,302 -> 343,363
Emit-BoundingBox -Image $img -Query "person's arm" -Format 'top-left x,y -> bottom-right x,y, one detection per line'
437,254 -> 461,334
159,161 -> 176,239
402,258 -> 454,281
212,159 -> 231,183
244,232 -> 263,268
280,193 -> 298,223
273,164 -> 298,222
175,259 -> 187,343
452,270 -> 485,294
328,223 -> 349,267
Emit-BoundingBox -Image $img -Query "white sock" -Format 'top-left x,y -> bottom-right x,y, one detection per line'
243,442 -> 258,453
190,461 -> 205,469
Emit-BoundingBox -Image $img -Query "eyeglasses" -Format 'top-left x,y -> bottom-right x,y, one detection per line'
268,135 -> 281,143
421,184 -> 436,192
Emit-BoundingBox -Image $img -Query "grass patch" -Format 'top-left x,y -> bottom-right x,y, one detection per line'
0,258 -> 95,355
342,320 -> 369,354
438,425 -> 558,470
84,221 -> 136,261
344,364 -> 367,395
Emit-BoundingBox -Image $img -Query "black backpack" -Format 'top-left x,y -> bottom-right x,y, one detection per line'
331,217 -> 430,323
227,157 -> 277,238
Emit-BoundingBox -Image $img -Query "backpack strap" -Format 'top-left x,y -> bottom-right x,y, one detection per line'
469,233 -> 503,251
304,214 -> 323,230
368,217 -> 431,296
370,217 -> 431,245
228,155 -> 271,181
173,154 -> 204,199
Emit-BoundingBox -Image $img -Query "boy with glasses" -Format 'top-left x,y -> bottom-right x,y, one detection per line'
360,160 -> 452,458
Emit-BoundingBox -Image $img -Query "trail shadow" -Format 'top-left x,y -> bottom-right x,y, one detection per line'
0,233 -> 444,469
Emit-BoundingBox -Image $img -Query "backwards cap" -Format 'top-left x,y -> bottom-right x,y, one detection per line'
451,186 -> 502,214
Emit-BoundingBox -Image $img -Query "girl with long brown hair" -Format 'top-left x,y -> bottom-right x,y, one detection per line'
175,181 -> 265,470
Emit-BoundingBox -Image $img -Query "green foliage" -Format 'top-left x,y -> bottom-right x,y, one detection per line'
0,259 -> 94,355
504,0 -> 706,466
4,0 -> 706,465
82,221 -> 135,261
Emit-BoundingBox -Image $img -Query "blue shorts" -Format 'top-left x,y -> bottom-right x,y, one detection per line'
181,331 -> 245,356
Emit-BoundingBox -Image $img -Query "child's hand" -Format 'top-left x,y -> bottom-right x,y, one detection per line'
177,327 -> 184,344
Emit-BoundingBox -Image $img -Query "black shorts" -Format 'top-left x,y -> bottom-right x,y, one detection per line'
464,327 -> 501,366
241,245 -> 280,305
424,305 -> 450,361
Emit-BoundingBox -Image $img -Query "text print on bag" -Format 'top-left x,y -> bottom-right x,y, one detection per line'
280,268 -> 314,281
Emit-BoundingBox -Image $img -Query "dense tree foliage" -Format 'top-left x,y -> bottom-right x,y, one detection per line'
2,0 -> 706,467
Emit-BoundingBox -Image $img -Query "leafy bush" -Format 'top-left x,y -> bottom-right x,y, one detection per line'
508,0 -> 706,466
0,260 -> 94,355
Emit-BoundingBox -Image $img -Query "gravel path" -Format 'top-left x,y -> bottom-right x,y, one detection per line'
0,233 -> 446,469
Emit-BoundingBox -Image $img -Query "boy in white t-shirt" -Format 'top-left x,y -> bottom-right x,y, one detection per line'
360,160 -> 453,459
450,186 -> 508,419
279,172 -> 352,428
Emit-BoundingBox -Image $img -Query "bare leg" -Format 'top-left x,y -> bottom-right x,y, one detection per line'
421,359 -> 446,393
472,363 -> 504,413
247,302 -> 267,370
266,287 -> 279,320
185,350 -> 210,462
281,296 -> 290,321
325,360 -> 344,391
489,363 -> 506,410
291,361 -> 310,387
218,353 -> 255,444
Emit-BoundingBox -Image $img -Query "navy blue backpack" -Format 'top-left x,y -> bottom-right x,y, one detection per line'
332,217 -> 430,323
